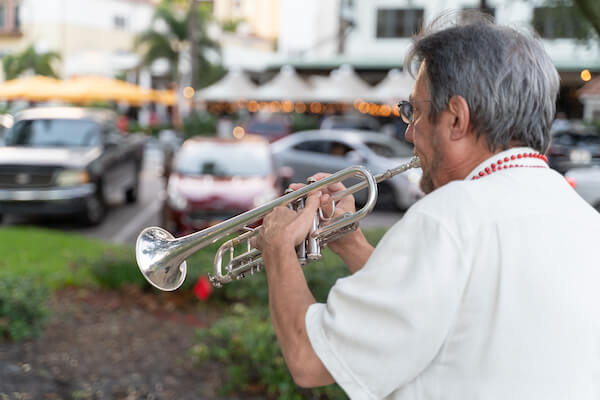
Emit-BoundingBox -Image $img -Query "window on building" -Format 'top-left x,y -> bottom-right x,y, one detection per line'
376,9 -> 424,38
532,7 -> 588,39
0,1 -> 21,33
13,4 -> 19,29
113,15 -> 127,30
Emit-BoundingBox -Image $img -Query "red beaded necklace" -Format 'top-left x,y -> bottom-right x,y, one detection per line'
471,152 -> 548,180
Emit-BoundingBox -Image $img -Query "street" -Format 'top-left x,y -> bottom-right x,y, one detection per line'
1,148 -> 405,245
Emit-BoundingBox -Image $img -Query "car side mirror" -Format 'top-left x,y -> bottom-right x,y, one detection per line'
345,150 -> 366,165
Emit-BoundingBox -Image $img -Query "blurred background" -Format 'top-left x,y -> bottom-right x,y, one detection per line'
0,0 -> 598,399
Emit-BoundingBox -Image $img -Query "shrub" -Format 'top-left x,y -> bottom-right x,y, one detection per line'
193,304 -> 347,400
290,113 -> 320,132
0,275 -> 50,342
86,250 -> 149,290
183,111 -> 217,139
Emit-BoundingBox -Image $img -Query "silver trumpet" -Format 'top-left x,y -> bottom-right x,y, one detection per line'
136,156 -> 421,291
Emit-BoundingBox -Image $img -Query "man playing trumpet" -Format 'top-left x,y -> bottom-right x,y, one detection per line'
251,12 -> 600,399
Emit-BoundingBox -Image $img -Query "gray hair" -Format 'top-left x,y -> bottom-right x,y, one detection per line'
405,12 -> 560,153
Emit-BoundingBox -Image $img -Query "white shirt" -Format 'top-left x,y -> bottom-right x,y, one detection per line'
306,147 -> 600,399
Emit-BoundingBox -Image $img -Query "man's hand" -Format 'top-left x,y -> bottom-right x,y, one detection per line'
288,174 -> 374,274
251,190 -> 322,256
289,172 -> 356,225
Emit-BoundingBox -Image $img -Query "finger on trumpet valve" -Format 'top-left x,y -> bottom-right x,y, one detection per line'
293,196 -> 307,263
306,211 -> 321,261
318,199 -> 335,222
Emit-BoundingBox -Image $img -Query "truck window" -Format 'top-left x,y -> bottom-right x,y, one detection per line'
5,119 -> 101,147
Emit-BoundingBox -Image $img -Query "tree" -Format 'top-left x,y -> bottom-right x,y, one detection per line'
532,0 -> 599,40
573,0 -> 600,38
2,44 -> 61,80
135,0 -> 223,89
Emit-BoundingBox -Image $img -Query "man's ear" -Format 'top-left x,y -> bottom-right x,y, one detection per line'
446,95 -> 470,141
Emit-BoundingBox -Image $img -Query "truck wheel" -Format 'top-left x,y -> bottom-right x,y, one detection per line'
125,171 -> 140,204
125,182 -> 139,204
83,192 -> 106,226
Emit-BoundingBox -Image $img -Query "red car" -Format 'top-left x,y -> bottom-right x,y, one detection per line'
161,135 -> 284,236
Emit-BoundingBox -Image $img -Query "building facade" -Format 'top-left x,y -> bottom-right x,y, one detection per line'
0,0 -> 156,80
272,0 -> 599,117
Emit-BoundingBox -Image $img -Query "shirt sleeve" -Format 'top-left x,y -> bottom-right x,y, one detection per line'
305,210 -> 470,399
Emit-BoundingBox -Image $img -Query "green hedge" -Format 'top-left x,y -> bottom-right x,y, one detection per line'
194,304 -> 347,400
0,275 -> 50,342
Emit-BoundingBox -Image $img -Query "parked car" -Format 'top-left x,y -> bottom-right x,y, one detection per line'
320,114 -> 381,132
243,114 -> 291,142
564,167 -> 600,211
161,134 -> 284,236
547,128 -> 600,174
271,129 -> 423,210
0,107 -> 145,225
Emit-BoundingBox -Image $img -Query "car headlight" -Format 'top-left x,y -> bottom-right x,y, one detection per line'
55,169 -> 91,186
253,189 -> 278,208
570,149 -> 592,164
167,188 -> 188,210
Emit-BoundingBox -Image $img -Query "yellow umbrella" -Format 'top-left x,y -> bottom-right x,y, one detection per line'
60,76 -> 154,105
0,75 -> 63,101
153,89 -> 176,106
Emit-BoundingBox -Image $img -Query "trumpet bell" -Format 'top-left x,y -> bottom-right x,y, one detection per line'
136,226 -> 187,291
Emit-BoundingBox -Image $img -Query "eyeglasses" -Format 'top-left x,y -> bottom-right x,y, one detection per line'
397,100 -> 432,124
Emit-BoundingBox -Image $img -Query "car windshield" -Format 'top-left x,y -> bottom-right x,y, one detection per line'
365,140 -> 413,158
5,119 -> 101,147
175,143 -> 273,177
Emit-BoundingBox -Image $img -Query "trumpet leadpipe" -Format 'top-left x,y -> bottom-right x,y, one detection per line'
329,156 -> 421,204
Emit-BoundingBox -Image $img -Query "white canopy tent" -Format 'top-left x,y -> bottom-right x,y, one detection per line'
366,68 -> 415,103
309,64 -> 372,103
254,65 -> 313,101
196,68 -> 257,101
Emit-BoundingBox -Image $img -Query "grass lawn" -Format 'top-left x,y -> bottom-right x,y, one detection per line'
0,226 -> 132,288
0,225 -> 390,292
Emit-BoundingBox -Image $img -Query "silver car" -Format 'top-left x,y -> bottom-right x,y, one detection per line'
271,129 -> 423,210
564,167 -> 600,211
